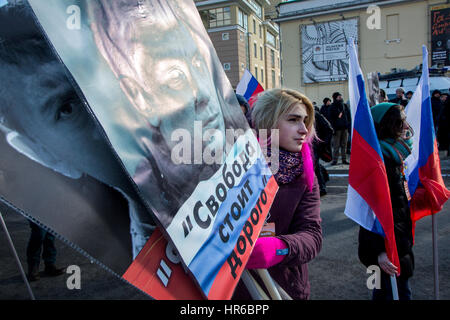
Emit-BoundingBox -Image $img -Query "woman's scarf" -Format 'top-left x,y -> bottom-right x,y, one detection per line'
379,137 -> 413,165
265,142 -> 314,192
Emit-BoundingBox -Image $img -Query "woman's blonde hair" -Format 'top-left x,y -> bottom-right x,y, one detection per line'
251,88 -> 316,140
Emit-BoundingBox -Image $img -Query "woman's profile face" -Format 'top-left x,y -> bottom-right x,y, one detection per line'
276,103 -> 309,153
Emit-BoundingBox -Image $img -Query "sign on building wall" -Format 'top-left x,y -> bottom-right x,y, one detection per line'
301,18 -> 358,83
430,4 -> 450,67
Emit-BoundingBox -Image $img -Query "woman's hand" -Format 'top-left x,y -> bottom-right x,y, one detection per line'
245,237 -> 288,269
377,252 -> 398,276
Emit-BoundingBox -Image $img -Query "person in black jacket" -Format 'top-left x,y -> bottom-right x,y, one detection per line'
329,92 -> 351,165
358,102 -> 415,300
320,97 -> 332,122
431,90 -> 443,132
437,94 -> 450,156
389,87 -> 408,107
314,105 -> 334,196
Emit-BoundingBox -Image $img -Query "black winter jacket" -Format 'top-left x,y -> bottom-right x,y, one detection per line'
358,156 -> 414,279
329,100 -> 351,131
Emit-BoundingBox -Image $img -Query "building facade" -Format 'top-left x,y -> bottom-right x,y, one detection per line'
195,0 -> 282,89
276,0 -> 449,104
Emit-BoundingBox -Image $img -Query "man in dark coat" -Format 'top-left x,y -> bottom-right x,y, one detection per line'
389,87 -> 408,107
431,90 -> 443,131
437,95 -> 450,156
329,92 -> 351,165
320,97 -> 332,122
314,105 -> 334,195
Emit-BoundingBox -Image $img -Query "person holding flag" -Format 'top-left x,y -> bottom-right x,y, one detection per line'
344,38 -> 403,300
358,102 -> 415,300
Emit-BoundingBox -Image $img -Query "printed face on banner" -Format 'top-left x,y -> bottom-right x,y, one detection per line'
23,0 -> 277,299
0,61 -> 123,187
84,2 -> 233,226
0,2 -> 157,269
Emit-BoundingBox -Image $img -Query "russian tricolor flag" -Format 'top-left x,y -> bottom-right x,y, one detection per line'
236,69 -> 264,107
404,46 -> 450,236
344,39 -> 400,272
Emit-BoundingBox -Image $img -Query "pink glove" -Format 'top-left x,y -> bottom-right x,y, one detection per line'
246,237 -> 288,269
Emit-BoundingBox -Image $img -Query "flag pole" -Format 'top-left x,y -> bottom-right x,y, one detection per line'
241,270 -> 268,300
0,211 -> 35,300
256,269 -> 282,300
432,214 -> 439,300
390,275 -> 399,300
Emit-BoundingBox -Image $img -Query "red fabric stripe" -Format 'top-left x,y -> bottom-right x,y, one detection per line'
248,84 -> 264,107
410,140 -> 450,233
349,131 -> 400,272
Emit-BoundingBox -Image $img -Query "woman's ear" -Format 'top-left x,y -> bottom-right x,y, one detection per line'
119,76 -> 160,127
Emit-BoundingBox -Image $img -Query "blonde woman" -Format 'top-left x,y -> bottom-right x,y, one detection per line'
233,89 -> 322,300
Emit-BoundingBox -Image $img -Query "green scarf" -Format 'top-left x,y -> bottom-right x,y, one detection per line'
379,138 -> 413,164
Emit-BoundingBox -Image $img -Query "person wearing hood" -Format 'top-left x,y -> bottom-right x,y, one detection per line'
358,102 -> 415,300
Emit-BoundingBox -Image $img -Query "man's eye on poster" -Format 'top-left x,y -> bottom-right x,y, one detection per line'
0,0 -> 278,299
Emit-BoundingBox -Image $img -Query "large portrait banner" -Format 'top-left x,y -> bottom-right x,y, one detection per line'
1,0 -> 279,299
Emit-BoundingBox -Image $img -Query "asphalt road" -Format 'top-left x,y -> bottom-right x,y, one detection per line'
1,163 -> 449,300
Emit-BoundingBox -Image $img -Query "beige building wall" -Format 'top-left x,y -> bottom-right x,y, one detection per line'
278,0 -> 444,104
196,0 -> 281,89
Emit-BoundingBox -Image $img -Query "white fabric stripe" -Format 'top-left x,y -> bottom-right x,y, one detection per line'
345,185 -> 376,232
236,70 -> 253,96
347,39 -> 361,139
404,82 -> 423,179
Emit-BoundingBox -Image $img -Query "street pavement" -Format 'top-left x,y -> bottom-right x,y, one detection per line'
1,155 -> 449,300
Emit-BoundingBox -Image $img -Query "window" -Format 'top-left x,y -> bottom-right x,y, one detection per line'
206,7 -> 231,28
238,9 -> 248,31
271,49 -> 275,68
261,68 -> 264,83
259,25 -> 262,39
248,0 -> 262,18
267,32 -> 275,47
254,67 -> 258,80
260,46 -> 263,60
254,43 -> 257,58
386,14 -> 399,40
272,70 -> 276,87
253,19 -> 256,34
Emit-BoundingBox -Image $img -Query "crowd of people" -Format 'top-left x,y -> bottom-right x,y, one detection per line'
234,82 -> 445,300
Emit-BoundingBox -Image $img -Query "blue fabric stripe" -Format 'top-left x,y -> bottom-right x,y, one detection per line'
409,48 -> 434,197
188,158 -> 271,295
353,74 -> 384,160
244,77 -> 259,101
371,217 -> 385,236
